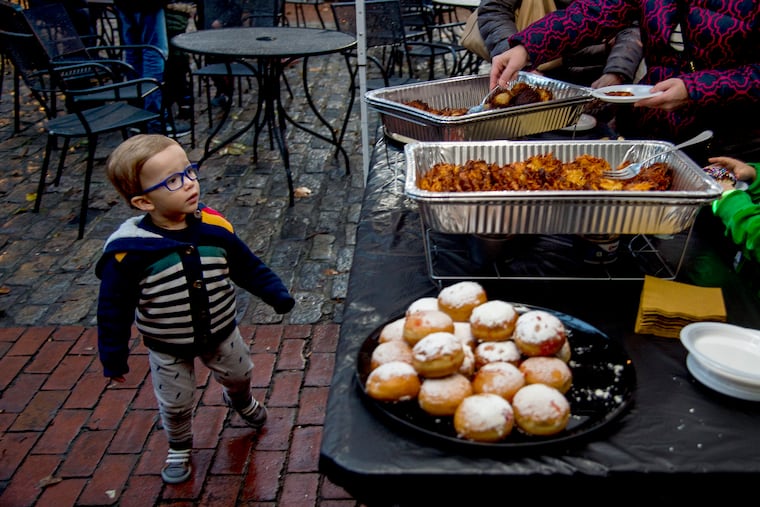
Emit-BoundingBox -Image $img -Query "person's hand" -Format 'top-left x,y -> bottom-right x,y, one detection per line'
708,156 -> 757,183
591,73 -> 624,89
211,19 -> 223,29
633,78 -> 688,110
489,45 -> 529,89
274,297 -> 296,314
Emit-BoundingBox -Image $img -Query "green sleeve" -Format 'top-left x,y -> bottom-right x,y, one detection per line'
712,164 -> 760,263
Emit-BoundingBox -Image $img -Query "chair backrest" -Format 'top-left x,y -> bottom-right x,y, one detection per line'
0,28 -> 57,117
331,0 -> 408,49
244,0 -> 285,27
22,2 -> 90,62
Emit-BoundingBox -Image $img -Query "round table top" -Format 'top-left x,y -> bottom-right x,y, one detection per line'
171,27 -> 356,59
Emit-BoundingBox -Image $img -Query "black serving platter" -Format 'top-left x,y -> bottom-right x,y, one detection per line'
355,303 -> 636,451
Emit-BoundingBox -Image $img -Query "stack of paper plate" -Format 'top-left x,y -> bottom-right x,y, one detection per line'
680,322 -> 760,401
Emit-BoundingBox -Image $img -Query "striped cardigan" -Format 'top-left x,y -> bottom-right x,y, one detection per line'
95,206 -> 294,378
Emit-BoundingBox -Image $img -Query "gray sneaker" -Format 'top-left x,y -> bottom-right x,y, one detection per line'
223,392 -> 268,429
161,448 -> 192,484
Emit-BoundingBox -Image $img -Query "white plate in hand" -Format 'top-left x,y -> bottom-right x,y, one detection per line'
591,85 -> 663,103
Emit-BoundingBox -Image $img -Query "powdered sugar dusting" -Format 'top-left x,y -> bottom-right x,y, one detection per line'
513,384 -> 569,419
379,318 -> 406,342
470,300 -> 516,327
369,361 -> 418,381
407,297 -> 439,314
457,393 -> 513,432
476,341 -> 521,364
515,310 -> 566,344
420,374 -> 472,403
439,281 -> 486,309
412,332 -> 463,360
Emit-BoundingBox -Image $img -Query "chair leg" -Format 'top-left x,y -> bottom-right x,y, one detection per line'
34,134 -> 57,212
53,137 -> 71,186
78,137 -> 98,240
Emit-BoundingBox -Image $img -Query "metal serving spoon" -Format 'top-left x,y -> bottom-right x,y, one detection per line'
467,86 -> 504,114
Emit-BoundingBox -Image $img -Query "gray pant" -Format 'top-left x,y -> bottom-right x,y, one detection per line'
148,327 -> 254,448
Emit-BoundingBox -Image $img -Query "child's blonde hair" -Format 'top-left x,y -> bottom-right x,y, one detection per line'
106,134 -> 181,206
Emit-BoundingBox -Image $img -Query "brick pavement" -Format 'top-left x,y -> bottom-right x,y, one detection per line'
0,3 -> 374,505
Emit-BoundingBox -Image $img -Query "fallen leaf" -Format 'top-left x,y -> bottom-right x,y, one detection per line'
0,286 -> 10,295
294,186 -> 312,198
26,192 -> 37,202
38,476 -> 62,488
324,268 -> 340,276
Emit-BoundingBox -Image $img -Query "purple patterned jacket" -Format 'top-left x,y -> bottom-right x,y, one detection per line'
509,0 -> 760,148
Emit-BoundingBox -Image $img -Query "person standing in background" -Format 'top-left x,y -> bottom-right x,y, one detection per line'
478,0 -> 643,89
198,0 -> 243,108
113,0 -> 191,137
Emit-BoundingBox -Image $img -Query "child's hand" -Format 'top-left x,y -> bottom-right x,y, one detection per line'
708,156 -> 757,183
274,297 -> 296,314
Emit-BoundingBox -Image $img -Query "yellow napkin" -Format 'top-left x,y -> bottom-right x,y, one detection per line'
635,275 -> 727,338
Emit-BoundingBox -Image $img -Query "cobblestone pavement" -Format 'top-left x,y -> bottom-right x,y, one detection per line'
0,18 -> 369,329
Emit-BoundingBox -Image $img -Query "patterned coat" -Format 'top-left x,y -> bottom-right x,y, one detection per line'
479,0 -> 644,84
508,0 -> 760,151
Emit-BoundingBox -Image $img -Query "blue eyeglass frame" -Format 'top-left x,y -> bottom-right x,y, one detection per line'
141,163 -> 199,195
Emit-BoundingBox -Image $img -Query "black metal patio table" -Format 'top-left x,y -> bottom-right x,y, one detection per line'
171,27 -> 356,205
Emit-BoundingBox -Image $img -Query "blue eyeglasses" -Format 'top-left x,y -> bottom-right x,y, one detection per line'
142,163 -> 199,194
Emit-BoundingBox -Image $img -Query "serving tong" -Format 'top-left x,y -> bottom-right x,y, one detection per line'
604,130 -> 713,179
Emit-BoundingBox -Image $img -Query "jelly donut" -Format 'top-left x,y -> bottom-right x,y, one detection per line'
513,310 -> 567,357
437,281 -> 488,322
406,296 -> 440,315
470,300 -> 518,342
472,361 -> 526,402
474,340 -> 521,370
418,373 -> 473,416
370,340 -> 414,371
365,361 -> 421,402
378,317 -> 406,343
519,356 -> 573,394
512,383 -> 570,436
454,393 -> 514,442
412,331 -> 465,378
403,309 -> 455,346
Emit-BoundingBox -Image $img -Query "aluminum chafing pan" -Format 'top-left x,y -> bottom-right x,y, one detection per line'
404,140 -> 724,235
365,73 -> 594,142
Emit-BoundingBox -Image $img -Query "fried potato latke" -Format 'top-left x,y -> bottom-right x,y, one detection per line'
418,154 -> 674,192
403,83 -> 553,116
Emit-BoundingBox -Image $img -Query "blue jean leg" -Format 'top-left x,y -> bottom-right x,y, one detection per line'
117,9 -> 168,114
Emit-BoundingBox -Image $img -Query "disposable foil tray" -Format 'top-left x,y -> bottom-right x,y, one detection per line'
365,73 -> 593,142
404,140 -> 724,235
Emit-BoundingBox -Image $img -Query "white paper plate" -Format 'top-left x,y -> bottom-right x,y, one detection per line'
559,113 -> 597,132
591,85 -> 663,103
686,354 -> 760,402
680,322 -> 760,387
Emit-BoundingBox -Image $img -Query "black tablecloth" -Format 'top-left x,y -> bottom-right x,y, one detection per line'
320,137 -> 760,505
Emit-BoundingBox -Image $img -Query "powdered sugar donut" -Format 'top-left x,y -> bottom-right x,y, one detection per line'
378,317 -> 406,343
519,356 -> 573,394
453,322 -> 476,349
403,309 -> 455,346
470,300 -> 518,342
458,343 -> 476,378
438,281 -> 488,322
454,393 -> 514,442
370,340 -> 413,371
513,310 -> 567,357
365,361 -> 421,402
406,297 -> 440,315
474,340 -> 521,370
412,331 -> 465,378
472,361 -> 526,402
512,383 -> 570,436
418,373 -> 473,416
